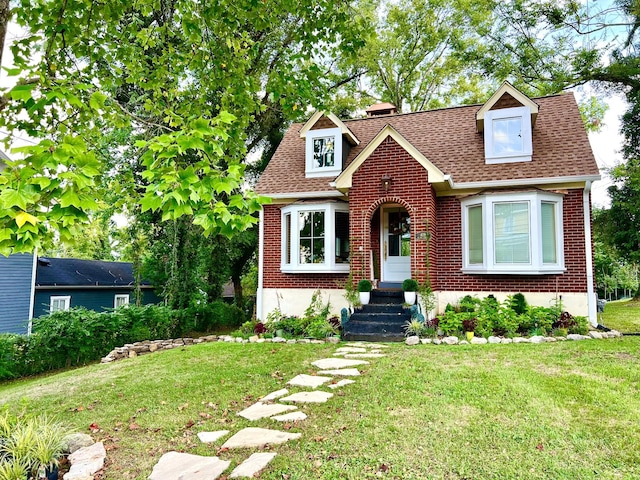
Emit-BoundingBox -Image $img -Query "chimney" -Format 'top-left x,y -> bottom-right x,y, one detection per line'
365,102 -> 397,117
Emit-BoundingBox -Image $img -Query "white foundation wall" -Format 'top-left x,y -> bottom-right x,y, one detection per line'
260,288 -> 350,321
434,291 -> 589,317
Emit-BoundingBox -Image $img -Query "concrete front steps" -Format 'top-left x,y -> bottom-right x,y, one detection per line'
342,289 -> 411,342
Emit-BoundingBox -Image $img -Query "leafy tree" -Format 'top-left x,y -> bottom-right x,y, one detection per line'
0,0 -> 365,255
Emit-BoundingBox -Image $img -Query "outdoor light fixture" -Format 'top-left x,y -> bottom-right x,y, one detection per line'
381,175 -> 392,192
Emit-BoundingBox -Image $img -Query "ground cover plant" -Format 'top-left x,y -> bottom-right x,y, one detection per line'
600,298 -> 640,333
1,337 -> 639,479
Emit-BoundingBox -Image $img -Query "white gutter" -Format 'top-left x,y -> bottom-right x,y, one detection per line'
446,174 -> 601,190
583,181 -> 597,327
27,251 -> 37,335
256,207 -> 265,321
266,190 -> 345,200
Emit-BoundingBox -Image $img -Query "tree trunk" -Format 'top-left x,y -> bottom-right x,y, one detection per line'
0,0 -> 10,69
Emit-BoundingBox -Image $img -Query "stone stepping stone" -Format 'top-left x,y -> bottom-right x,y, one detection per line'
237,402 -> 297,421
221,428 -> 301,449
148,452 -> 230,480
344,353 -> 386,359
261,388 -> 289,402
318,368 -> 360,376
271,411 -> 308,422
311,358 -> 369,370
328,379 -> 356,389
229,452 -> 277,478
287,374 -> 333,388
335,347 -> 368,353
197,430 -> 230,444
280,391 -> 333,403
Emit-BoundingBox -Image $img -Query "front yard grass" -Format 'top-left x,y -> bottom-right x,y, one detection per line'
1,338 -> 639,479
600,298 -> 640,332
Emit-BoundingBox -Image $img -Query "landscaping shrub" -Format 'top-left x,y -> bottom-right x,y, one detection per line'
175,302 -> 246,333
438,310 -> 463,336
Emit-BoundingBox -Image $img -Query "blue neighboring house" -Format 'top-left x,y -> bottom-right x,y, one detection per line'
0,255 -> 160,334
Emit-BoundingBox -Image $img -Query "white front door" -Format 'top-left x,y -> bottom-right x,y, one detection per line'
381,207 -> 411,282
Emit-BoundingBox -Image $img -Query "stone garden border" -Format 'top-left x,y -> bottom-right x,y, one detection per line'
101,330 -> 623,364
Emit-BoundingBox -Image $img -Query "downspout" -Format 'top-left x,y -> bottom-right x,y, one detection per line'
256,207 -> 265,321
27,250 -> 37,335
583,181 -> 597,327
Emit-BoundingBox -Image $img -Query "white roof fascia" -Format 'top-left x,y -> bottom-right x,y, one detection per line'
299,111 -> 359,145
447,174 -> 601,190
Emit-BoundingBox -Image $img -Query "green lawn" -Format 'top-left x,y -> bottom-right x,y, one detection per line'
600,298 -> 640,332
1,338 -> 639,479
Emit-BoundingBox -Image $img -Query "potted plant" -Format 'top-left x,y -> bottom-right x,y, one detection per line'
462,316 -> 478,341
402,279 -> 418,305
357,279 -> 372,305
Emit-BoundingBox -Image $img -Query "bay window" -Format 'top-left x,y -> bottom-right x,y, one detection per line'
462,192 -> 564,274
281,202 -> 350,273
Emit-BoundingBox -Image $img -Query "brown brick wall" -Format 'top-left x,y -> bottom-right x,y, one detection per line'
348,137 -> 436,285
434,189 -> 588,293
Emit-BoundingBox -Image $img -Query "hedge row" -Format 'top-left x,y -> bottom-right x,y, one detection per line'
0,302 -> 246,381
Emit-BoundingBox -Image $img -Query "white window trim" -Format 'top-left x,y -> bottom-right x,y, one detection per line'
50,295 -> 71,313
114,294 -> 130,308
281,202 -> 350,274
461,192 -> 565,275
484,106 -> 533,164
305,128 -> 343,178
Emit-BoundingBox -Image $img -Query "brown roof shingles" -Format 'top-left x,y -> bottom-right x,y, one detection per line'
255,93 -> 599,196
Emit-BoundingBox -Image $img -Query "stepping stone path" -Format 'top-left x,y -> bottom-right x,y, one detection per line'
147,341 -> 387,479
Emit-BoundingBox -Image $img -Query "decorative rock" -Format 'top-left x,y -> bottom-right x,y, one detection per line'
310,339 -> 325,344
311,358 -> 369,370
286,339 -> 297,344
256,338 -> 266,343
432,339 -> 442,345
280,391 -> 333,403
610,329 -> 622,337
261,388 -> 289,401
458,340 -> 469,345
287,374 -> 333,388
62,433 -> 94,454
197,430 -> 230,444
221,428 -> 302,449
420,338 -> 432,344
470,337 -> 488,345
248,335 -> 259,343
327,379 -> 356,389
529,336 -> 546,344
405,336 -> 419,346
64,442 -> 106,480
229,452 -> 277,478
272,337 -> 286,343
442,336 -> 459,345
589,331 -> 603,339
318,368 -> 360,376
128,350 -> 137,358
326,336 -> 341,344
488,336 -> 502,344
237,402 -> 297,421
271,411 -> 308,422
148,452 -> 230,480
148,343 -> 158,352
513,337 -> 530,343
545,337 -> 557,342
502,338 -> 513,344
567,334 -> 586,341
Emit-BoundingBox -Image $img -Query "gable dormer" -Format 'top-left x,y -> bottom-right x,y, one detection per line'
299,112 -> 359,178
476,82 -> 539,165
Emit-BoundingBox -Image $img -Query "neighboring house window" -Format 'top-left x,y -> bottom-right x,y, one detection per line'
281,202 -> 350,273
461,192 -> 564,274
305,128 -> 342,177
114,294 -> 130,308
483,106 -> 532,164
50,295 -> 70,312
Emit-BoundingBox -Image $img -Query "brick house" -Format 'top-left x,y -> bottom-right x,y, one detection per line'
254,82 -> 601,326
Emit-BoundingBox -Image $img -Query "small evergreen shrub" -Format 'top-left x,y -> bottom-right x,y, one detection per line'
357,279 -> 372,292
402,279 -> 418,292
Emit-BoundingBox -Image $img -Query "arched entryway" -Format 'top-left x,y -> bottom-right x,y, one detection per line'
380,204 -> 411,282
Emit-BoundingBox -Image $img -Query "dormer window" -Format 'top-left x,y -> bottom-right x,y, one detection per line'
305,128 -> 343,177
483,106 -> 533,164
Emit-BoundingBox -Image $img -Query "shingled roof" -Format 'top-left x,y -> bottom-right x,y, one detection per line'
35,257 -> 151,287
255,92 -> 599,197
